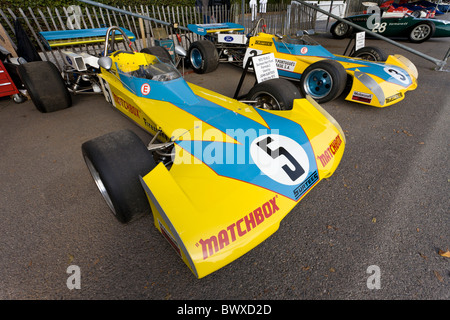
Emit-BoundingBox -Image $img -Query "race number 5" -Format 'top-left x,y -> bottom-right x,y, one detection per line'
256,136 -> 305,181
250,134 -> 310,186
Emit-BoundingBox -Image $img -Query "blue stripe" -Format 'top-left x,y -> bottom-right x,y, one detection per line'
174,97 -> 318,200
333,56 -> 413,87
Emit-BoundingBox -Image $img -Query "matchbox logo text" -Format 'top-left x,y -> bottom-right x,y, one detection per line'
198,196 -> 280,260
113,92 -> 141,118
316,135 -> 343,167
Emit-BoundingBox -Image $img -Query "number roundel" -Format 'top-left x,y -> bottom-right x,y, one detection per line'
383,67 -> 409,85
250,134 -> 310,186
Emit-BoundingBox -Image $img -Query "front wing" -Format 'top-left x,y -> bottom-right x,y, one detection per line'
343,54 -> 418,107
140,98 -> 345,278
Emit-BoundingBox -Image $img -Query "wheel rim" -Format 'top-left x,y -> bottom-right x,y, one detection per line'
190,48 -> 203,69
335,22 -> 348,36
84,155 -> 117,216
251,91 -> 282,110
411,24 -> 431,41
303,69 -> 333,99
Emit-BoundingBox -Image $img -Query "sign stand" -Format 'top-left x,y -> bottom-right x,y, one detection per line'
343,31 -> 365,56
233,53 -> 278,99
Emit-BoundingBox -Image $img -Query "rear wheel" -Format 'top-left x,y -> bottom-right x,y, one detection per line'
246,79 -> 302,110
188,40 -> 219,74
18,61 -> 71,113
411,9 -> 426,18
299,60 -> 347,104
350,46 -> 388,61
408,21 -> 435,43
82,129 -> 156,223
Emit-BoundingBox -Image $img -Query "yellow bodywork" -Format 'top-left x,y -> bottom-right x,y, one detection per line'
98,51 -> 345,278
248,33 -> 418,107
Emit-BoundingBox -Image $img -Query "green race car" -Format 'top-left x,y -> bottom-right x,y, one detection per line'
331,11 -> 450,43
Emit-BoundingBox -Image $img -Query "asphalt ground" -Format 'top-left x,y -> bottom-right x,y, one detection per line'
0,28 -> 448,304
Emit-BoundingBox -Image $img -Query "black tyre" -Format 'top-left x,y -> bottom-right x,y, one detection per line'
246,78 -> 302,110
408,21 -> 435,43
82,129 -> 156,223
141,46 -> 173,64
188,40 -> 219,74
299,60 -> 347,104
411,9 -> 426,18
330,21 -> 352,39
18,61 -> 72,113
350,46 -> 388,61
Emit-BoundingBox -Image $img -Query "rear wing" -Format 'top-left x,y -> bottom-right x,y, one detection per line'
39,27 -> 135,50
187,22 -> 244,36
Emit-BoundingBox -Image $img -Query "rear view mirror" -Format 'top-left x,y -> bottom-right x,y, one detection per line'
98,56 -> 112,70
175,45 -> 187,58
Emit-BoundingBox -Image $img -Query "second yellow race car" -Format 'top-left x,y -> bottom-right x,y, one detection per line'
245,31 -> 418,107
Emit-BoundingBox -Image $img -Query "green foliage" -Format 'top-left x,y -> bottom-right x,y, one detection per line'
3,0 -> 289,12
2,0 -> 196,12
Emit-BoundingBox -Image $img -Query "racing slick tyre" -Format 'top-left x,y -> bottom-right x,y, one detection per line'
411,9 -> 426,18
18,61 -> 72,113
141,46 -> 173,64
350,46 -> 388,62
408,21 -> 435,43
330,21 -> 352,39
246,78 -> 302,110
299,60 -> 347,104
82,129 -> 156,224
188,40 -> 219,74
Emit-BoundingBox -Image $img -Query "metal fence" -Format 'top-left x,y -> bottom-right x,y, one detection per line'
0,2 -> 318,70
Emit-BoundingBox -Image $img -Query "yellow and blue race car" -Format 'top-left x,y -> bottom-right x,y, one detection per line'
184,21 -> 418,108
20,26 -> 346,279
245,31 -> 418,107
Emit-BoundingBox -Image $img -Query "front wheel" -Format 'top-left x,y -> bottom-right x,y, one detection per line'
246,78 -> 302,110
82,129 -> 156,223
350,46 -> 388,61
299,60 -> 347,104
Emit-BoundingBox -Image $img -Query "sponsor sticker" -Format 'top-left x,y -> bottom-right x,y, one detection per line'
352,91 -> 373,103
385,92 -> 402,104
300,47 -> 308,54
316,135 -> 343,168
275,58 -> 297,72
197,196 -> 280,260
255,40 -> 272,46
